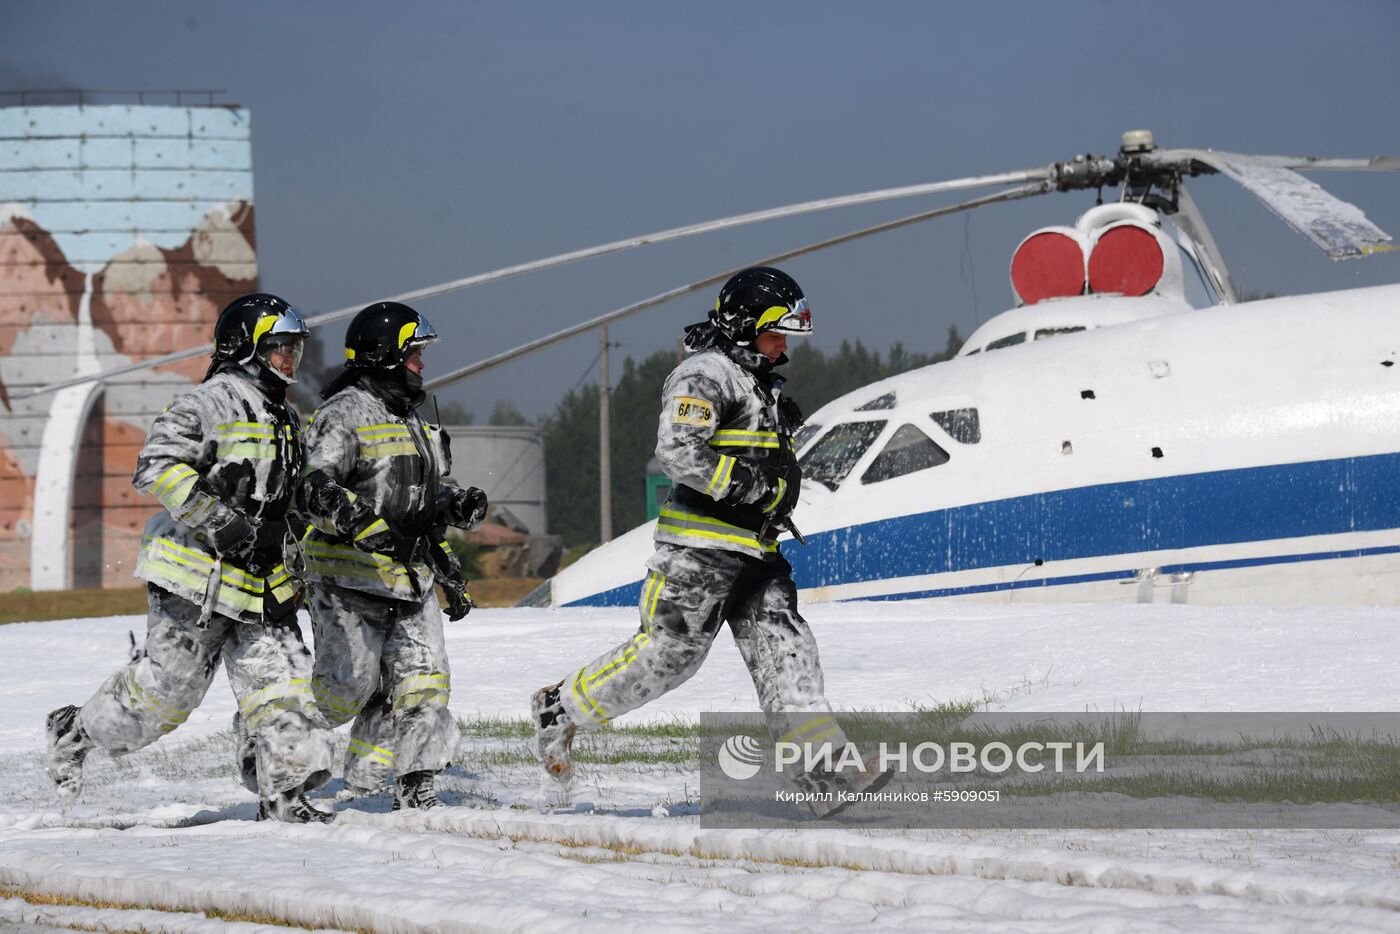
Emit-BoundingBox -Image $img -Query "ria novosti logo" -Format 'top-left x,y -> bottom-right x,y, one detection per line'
717,735 -> 1108,781
717,735 -> 765,781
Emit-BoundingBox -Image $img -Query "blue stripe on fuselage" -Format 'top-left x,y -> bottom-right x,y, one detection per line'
564,452 -> 1400,607
857,544 -> 1400,601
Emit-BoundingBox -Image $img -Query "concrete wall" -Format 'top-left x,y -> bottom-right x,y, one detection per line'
442,424 -> 547,534
0,105 -> 257,590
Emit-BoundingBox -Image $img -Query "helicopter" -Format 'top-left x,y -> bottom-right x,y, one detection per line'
544,131 -> 1400,608
17,130 -> 1399,608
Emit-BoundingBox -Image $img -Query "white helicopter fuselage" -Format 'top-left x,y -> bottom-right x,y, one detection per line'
552,282 -> 1400,608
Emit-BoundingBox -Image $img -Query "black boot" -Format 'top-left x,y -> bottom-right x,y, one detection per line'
393,770 -> 440,810
232,712 -> 257,793
530,682 -> 576,786
257,790 -> 336,823
799,746 -> 895,819
45,705 -> 92,800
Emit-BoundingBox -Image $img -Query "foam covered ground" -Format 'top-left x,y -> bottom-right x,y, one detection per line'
2,601 -> 1398,932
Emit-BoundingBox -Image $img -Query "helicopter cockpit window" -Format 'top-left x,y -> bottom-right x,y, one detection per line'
794,423 -> 823,452
1034,326 -> 1086,341
984,332 -> 1027,352
861,423 -> 950,484
799,421 -> 886,491
855,392 -> 897,411
929,408 -> 981,444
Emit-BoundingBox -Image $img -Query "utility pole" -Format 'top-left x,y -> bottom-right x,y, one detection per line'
598,325 -> 612,543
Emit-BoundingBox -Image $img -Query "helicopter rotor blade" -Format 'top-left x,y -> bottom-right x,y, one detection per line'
1146,148 -> 1395,259
15,168 -> 1051,401
1238,155 -> 1400,172
423,181 -> 1051,392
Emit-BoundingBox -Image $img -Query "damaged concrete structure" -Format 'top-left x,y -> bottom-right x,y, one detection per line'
0,102 -> 258,590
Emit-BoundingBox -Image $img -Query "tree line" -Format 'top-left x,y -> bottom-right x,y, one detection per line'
290,326 -> 963,549
540,327 -> 964,547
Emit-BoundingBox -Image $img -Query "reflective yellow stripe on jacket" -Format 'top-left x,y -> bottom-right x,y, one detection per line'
302,538 -> 423,593
215,421 -> 280,460
356,422 -> 419,458
760,477 -> 787,514
709,429 -> 782,449
354,517 -> 390,543
151,463 -> 200,510
134,535 -> 296,618
705,455 -> 735,496
654,507 -> 778,556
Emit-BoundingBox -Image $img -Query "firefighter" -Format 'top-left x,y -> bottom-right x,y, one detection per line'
299,301 -> 486,810
44,293 -> 336,823
530,267 -> 888,815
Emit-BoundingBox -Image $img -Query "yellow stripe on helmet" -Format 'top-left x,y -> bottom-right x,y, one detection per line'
755,305 -> 791,330
397,321 -> 419,349
252,314 -> 278,344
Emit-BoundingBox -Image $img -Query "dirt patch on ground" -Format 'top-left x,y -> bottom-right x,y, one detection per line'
469,578 -> 542,608
1,578 -> 544,623
0,587 -> 149,624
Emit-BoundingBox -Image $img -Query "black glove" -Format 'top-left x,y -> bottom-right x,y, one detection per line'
447,486 -> 488,529
208,510 -> 259,562
776,395 -> 805,432
724,460 -> 779,507
352,517 -> 402,555
301,470 -> 364,537
758,472 -> 800,518
262,586 -> 303,628
425,539 -> 474,621
439,581 -> 473,621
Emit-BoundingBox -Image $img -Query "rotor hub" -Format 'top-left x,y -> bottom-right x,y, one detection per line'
1120,129 -> 1157,155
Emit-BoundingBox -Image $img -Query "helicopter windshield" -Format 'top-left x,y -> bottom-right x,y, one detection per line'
799,421 -> 886,491
861,423 -> 950,484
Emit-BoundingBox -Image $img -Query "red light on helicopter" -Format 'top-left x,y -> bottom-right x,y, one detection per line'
1010,231 -> 1086,305
1088,224 -> 1164,296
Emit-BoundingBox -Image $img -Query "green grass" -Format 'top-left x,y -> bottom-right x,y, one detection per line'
705,706 -> 1400,808
989,727 -> 1400,804
0,578 -> 539,624
456,715 -> 698,768
76,707 -> 1400,812
456,714 -> 698,740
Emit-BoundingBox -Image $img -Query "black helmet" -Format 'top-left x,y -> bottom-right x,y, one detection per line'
344,301 -> 439,369
711,266 -> 813,345
210,293 -> 310,383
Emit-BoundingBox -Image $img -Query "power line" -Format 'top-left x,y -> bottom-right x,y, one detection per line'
16,168 -> 1049,401
424,181 -> 1049,392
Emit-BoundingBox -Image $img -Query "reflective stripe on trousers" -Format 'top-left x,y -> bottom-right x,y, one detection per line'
239,677 -> 317,729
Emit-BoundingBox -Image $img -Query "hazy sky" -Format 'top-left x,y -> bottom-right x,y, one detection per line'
4,1 -> 1399,418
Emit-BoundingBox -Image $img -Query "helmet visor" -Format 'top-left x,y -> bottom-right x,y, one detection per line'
755,297 -> 813,336
253,306 -> 311,345
257,332 -> 305,383
396,316 -> 440,357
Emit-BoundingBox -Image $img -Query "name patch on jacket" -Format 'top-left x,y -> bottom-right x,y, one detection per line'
672,396 -> 714,426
